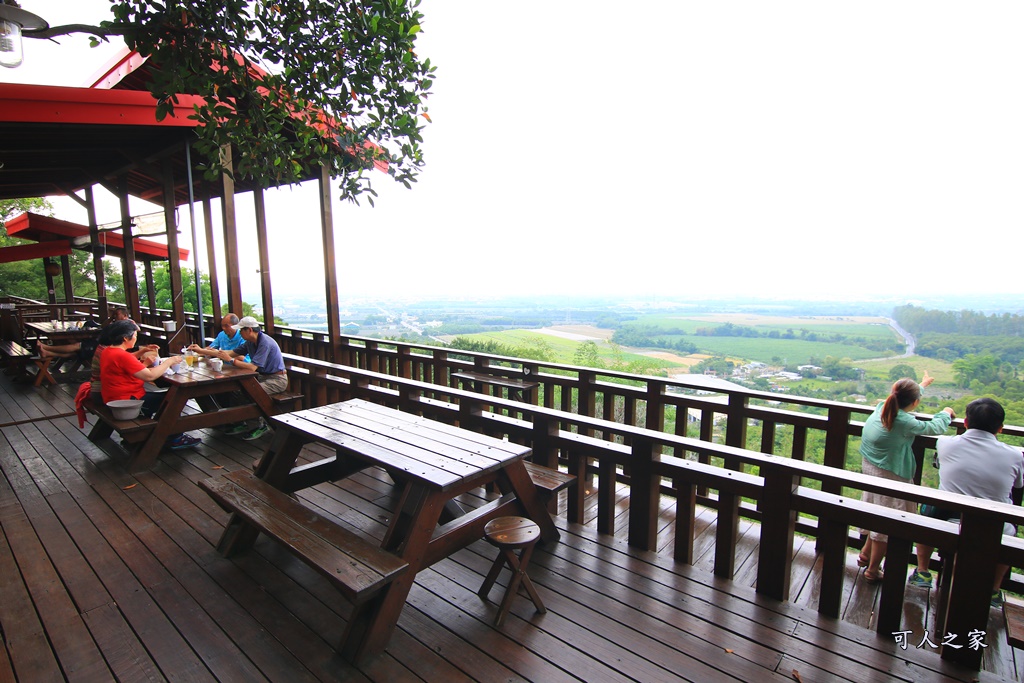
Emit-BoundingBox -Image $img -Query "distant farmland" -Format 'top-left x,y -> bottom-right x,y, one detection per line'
615,314 -> 902,365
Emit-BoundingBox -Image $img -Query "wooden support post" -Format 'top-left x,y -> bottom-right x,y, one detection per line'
821,405 -> 850,489
792,425 -> 807,460
627,437 -> 660,552
253,187 -> 274,333
645,379 -> 665,432
220,145 -> 243,316
597,457 -> 616,535
43,259 -> 56,304
876,535 -> 911,636
714,490 -> 740,579
817,516 -> 849,618
319,164 -> 342,363
161,157 -> 186,346
144,261 -> 156,314
117,175 -> 141,318
756,467 -> 798,601
202,193 -> 222,322
566,448 -> 585,525
59,255 -> 73,305
760,420 -> 776,454
84,186 -> 108,320
673,478 -> 696,564
941,512 -> 1002,671
577,369 -> 595,437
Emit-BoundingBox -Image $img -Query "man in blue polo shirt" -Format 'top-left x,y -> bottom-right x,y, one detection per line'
190,313 -> 244,356
212,316 -> 287,441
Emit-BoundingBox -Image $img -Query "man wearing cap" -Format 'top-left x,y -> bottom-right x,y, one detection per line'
211,316 -> 287,440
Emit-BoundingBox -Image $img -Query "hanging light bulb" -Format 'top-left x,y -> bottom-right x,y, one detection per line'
0,2 -> 48,69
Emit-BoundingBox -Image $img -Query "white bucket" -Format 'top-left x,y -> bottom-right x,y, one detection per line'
162,320 -> 176,332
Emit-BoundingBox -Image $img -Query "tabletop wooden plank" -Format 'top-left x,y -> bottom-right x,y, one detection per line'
344,399 -> 530,456
160,364 -> 257,386
303,408 -> 514,481
313,403 -> 513,471
273,413 -> 465,490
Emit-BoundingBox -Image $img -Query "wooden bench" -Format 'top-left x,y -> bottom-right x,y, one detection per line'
270,391 -> 303,413
452,370 -> 537,402
0,339 -> 54,386
199,469 -> 410,659
81,396 -> 157,449
525,460 -> 575,498
1005,600 -> 1024,649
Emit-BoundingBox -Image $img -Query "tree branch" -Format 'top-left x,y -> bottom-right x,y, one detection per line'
29,23 -> 127,41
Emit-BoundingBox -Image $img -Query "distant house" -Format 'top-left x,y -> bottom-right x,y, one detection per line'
735,361 -> 768,377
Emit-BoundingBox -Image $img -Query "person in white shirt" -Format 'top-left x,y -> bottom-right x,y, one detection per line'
908,398 -> 1024,608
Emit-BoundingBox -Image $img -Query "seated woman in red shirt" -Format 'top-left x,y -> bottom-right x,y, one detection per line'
99,320 -> 201,450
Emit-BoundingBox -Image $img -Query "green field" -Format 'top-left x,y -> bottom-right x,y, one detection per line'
623,314 -> 901,365
452,330 -> 684,370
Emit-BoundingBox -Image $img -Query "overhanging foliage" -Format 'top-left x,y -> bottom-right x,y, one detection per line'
38,0 -> 435,204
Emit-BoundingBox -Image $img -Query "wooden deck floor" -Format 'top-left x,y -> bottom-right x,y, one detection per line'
0,370 -> 1019,682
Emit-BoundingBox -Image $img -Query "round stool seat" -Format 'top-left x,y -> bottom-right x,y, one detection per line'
484,516 -> 540,549
478,516 -> 546,627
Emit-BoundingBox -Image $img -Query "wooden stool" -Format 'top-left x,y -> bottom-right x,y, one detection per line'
478,516 -> 546,627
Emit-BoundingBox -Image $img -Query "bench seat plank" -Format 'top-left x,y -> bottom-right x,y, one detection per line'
1006,601 -> 1024,649
199,470 -> 408,605
524,461 -> 575,495
81,398 -> 157,443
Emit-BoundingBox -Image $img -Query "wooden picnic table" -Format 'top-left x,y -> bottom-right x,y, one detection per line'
25,320 -> 100,344
216,398 -> 559,663
125,361 -> 274,471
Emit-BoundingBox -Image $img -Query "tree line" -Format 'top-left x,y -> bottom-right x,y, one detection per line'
613,321 -> 901,354
895,304 -> 1024,337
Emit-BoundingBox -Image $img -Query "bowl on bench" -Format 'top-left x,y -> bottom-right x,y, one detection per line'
107,399 -> 144,420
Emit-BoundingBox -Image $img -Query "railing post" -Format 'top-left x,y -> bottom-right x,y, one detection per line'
673,475 -> 696,564
627,437 -> 659,551
645,379 -> 665,432
397,346 -> 412,380
875,534 -> 911,635
435,349 -> 450,393
578,370 -> 596,436
724,391 -> 748,452
756,465 -> 798,601
366,341 -> 379,373
821,405 -> 850,492
816,515 -> 849,618
714,392 -> 748,578
597,456 -> 616,535
941,512 -> 1003,671
818,405 -> 851,554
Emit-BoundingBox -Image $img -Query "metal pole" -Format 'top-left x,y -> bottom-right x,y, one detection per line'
184,142 -> 206,344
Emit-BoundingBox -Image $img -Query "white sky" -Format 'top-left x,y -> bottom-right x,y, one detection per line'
4,1 -> 1024,302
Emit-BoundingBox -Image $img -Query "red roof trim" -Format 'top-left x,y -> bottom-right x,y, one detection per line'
0,241 -> 72,264
88,49 -> 151,90
0,83 -> 202,127
6,212 -> 190,262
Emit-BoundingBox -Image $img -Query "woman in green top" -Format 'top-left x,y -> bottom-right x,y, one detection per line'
859,372 -> 954,582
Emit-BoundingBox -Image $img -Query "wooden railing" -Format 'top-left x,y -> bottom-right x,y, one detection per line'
277,352 -> 1024,671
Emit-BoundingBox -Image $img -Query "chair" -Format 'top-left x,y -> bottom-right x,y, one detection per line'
478,516 -> 546,627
